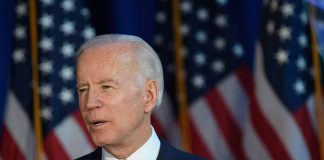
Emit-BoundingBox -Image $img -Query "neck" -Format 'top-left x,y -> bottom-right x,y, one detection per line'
103,119 -> 152,159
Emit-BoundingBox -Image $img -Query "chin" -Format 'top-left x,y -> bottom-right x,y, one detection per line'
91,133 -> 116,147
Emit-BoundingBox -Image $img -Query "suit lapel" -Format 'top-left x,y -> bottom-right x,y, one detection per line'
157,140 -> 172,160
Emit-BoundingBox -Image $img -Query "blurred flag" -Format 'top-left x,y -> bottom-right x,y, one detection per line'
0,0 -> 14,132
306,0 -> 324,59
0,0 -> 96,159
152,0 -> 251,159
249,0 -> 320,160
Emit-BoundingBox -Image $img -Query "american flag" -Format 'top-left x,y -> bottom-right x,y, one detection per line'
152,0 -> 249,159
250,0 -> 320,159
151,0 -> 321,159
0,0 -> 96,159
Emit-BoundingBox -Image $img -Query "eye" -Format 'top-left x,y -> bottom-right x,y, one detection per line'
78,87 -> 88,94
102,85 -> 113,90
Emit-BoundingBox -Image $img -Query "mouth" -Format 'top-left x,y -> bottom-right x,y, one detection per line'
93,121 -> 105,126
88,120 -> 108,128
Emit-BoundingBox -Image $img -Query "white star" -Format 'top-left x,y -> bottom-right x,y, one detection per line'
41,106 -> 53,121
39,37 -> 54,51
296,56 -> 306,71
39,60 -> 54,74
294,79 -> 305,95
180,1 -> 192,13
298,33 -> 308,48
156,11 -> 166,24
40,84 -> 53,98
154,34 -> 163,46
214,37 -> 226,51
61,43 -> 75,58
270,0 -> 278,12
214,15 -> 227,28
275,49 -> 289,65
61,0 -> 75,12
300,12 -> 308,25
16,3 -> 27,17
60,20 -> 75,35
59,88 -> 74,104
216,0 -> 228,6
192,75 -> 205,88
281,2 -> 294,18
266,20 -> 275,34
81,8 -> 90,17
13,48 -> 25,64
195,31 -> 207,43
180,24 -> 190,36
82,26 -> 95,40
211,60 -> 225,73
14,25 -> 26,40
194,53 -> 206,66
232,43 -> 244,57
39,13 -> 54,29
60,66 -> 74,81
278,26 -> 291,41
197,8 -> 209,21
40,0 -> 54,6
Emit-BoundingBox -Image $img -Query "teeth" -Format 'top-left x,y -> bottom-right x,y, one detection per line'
93,122 -> 104,126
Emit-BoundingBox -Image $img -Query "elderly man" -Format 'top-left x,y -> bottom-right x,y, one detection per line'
75,34 -> 205,160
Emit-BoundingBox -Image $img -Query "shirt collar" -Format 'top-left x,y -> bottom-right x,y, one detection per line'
102,126 -> 161,160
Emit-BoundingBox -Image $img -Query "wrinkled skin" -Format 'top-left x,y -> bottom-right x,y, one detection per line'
76,43 -> 157,158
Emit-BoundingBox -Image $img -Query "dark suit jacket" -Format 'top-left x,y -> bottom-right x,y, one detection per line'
75,140 -> 206,160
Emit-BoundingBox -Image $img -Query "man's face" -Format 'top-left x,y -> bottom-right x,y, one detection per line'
76,45 -> 148,148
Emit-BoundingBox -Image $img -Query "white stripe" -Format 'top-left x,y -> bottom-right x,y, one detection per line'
243,111 -> 272,160
153,92 -> 181,148
190,98 -> 234,160
255,43 -> 311,160
54,115 -> 93,159
217,73 -> 248,128
5,91 -> 35,160
306,95 -> 318,136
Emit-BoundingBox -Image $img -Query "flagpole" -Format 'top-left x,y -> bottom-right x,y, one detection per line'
172,0 -> 192,152
309,4 -> 324,160
28,0 -> 44,159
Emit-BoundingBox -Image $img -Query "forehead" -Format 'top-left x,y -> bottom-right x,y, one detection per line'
79,42 -> 134,60
76,43 -> 139,80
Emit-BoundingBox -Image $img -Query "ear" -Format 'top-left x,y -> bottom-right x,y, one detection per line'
144,80 -> 158,113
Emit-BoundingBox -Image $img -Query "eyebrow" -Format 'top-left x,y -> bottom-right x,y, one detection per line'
76,78 -> 118,88
76,83 -> 88,89
98,78 -> 119,85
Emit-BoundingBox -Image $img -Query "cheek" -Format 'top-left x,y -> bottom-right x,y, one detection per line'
78,96 -> 87,111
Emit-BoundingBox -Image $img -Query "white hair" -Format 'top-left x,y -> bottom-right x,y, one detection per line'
76,34 -> 164,107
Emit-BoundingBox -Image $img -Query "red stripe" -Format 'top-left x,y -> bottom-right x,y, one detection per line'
205,89 -> 247,160
236,66 -> 292,160
0,126 -> 25,160
189,117 -> 214,160
294,105 -> 319,160
44,132 -> 70,160
151,114 -> 167,138
73,110 -> 96,148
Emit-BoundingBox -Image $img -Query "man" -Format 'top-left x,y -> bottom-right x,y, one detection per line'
75,34 -> 206,160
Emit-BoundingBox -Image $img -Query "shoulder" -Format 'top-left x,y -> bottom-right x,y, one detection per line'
74,148 -> 102,160
158,140 -> 207,160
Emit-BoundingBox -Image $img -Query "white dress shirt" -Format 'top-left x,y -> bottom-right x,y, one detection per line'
102,126 -> 161,160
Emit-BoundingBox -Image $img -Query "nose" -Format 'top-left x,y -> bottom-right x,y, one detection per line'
85,89 -> 102,110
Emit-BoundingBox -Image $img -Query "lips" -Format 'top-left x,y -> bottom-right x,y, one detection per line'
90,120 -> 106,126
